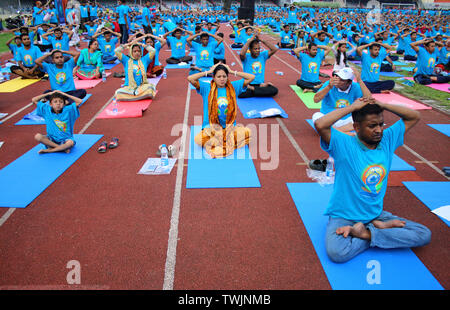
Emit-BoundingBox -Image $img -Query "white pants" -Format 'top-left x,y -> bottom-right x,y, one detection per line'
312,112 -> 353,128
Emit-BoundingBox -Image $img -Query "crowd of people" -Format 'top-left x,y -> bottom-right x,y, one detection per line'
1,0 -> 448,263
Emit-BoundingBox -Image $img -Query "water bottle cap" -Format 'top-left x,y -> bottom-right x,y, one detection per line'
162,144 -> 166,147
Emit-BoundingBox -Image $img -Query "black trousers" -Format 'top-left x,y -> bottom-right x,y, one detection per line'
119,24 -> 129,44
166,56 -> 193,64
238,84 -> 278,98
296,79 -> 322,93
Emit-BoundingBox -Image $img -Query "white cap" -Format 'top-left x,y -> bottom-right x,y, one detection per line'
335,67 -> 355,81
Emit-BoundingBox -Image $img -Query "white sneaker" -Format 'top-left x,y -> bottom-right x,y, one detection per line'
178,62 -> 187,66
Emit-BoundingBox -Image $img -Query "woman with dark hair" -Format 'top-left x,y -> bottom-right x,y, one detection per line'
187,63 -> 255,158
73,39 -> 104,80
114,37 -> 156,101
332,40 -> 356,72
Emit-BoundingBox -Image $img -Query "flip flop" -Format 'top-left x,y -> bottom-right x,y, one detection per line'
108,137 -> 119,149
97,141 -> 108,153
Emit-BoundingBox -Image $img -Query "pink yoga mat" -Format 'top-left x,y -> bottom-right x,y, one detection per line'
373,92 -> 432,110
96,99 -> 152,119
404,77 -> 450,93
75,73 -> 111,89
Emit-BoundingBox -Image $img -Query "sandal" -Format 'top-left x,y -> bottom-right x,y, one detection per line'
108,137 -> 119,149
309,159 -> 327,172
97,141 -> 108,153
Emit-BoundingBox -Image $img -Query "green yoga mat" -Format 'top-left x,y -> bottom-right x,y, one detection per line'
290,85 -> 322,109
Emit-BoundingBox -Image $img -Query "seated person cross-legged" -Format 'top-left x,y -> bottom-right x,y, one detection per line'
187,63 -> 255,158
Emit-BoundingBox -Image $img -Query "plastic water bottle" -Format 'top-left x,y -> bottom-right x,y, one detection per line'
102,71 -> 106,82
325,157 -> 335,184
162,69 -> 167,79
112,98 -> 118,114
275,71 -> 284,76
160,144 -> 169,167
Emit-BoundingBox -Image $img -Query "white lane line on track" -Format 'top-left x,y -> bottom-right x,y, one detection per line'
0,102 -> 34,124
163,83 -> 191,290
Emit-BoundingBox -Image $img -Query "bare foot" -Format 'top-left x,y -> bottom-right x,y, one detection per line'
350,222 -> 371,240
380,90 -> 391,94
372,219 -> 406,229
303,88 -> 313,93
64,148 -> 71,154
38,148 -> 50,154
336,225 -> 352,238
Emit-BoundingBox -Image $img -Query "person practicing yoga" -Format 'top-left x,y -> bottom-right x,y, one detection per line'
187,63 -> 255,158
411,38 -> 450,85
73,39 -> 104,80
314,96 -> 431,263
357,42 -> 396,94
313,67 -> 371,135
114,36 -> 157,101
238,34 -> 279,98
9,33 -> 45,79
35,49 -> 87,101
187,31 -> 223,75
164,27 -> 193,65
32,90 -> 82,154
293,42 -> 332,93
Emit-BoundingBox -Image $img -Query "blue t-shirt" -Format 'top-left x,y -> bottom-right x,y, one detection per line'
361,49 -> 386,82
320,120 -> 406,222
8,43 -> 21,61
415,46 -> 439,76
97,36 -> 118,57
142,7 -> 150,26
119,53 -> 151,87
85,25 -> 98,37
280,30 -> 292,44
242,50 -> 269,84
49,34 -> 70,51
42,58 -> 76,92
319,81 -> 363,118
36,101 -> 80,143
153,41 -> 162,66
117,5 -> 129,25
196,79 -> 246,128
80,5 -> 89,18
167,35 -> 188,59
298,50 -> 324,83
214,42 -> 225,60
438,46 -> 450,65
33,6 -> 44,25
192,41 -> 217,69
17,45 -> 42,67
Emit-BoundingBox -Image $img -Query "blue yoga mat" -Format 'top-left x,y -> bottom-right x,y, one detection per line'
237,97 -> 288,119
286,182 -> 443,290
103,60 -> 120,70
0,134 -> 103,208
403,181 -> 450,227
166,63 -> 190,69
380,71 -> 404,77
186,126 -> 261,189
15,94 -> 92,126
427,124 -> 450,137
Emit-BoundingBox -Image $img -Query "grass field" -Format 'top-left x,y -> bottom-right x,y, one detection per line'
0,32 -> 13,54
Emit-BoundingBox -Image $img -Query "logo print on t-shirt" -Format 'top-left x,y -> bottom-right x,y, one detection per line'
200,50 -> 209,60
55,42 -> 62,50
217,97 -> 228,116
176,42 -> 183,49
55,72 -> 67,85
308,62 -> 318,73
335,99 -> 350,109
251,61 -> 262,74
360,164 -> 386,196
370,62 -> 379,73
427,57 -> 435,68
105,44 -> 112,52
54,119 -> 67,132
24,54 -> 33,65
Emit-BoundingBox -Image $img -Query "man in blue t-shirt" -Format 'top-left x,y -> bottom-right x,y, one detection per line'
35,49 -> 87,101
10,34 -> 45,79
239,34 -> 279,98
164,27 -> 193,64
357,42 -> 395,93
187,32 -> 223,75
314,97 -> 430,263
312,67 -> 371,135
117,0 -> 130,44
93,28 -> 121,64
293,42 -> 332,92
411,38 -> 450,85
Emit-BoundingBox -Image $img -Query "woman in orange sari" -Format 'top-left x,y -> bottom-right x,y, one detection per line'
187,63 -> 255,158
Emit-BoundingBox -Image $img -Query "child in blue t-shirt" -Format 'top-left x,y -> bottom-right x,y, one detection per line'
32,90 -> 82,154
